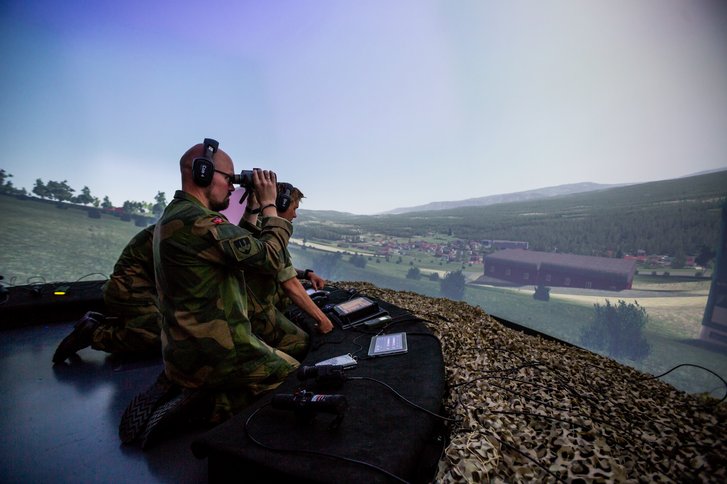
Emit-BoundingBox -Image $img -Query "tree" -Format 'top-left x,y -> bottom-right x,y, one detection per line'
33,179 -> 50,199
122,200 -> 146,215
152,191 -> 167,215
101,196 -> 113,209
0,170 -> 24,195
695,245 -> 716,268
580,300 -> 650,361
73,186 -> 94,205
440,270 -> 465,300
45,180 -> 75,202
406,267 -> 421,280
670,254 -> 685,269
429,272 -> 440,281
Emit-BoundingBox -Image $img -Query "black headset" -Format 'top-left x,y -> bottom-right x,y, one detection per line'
192,138 -> 220,187
276,183 -> 293,212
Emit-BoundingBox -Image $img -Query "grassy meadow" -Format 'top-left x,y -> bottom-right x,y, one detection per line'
0,195 -> 142,284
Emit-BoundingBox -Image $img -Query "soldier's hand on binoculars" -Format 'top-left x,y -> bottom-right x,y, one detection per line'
252,169 -> 278,207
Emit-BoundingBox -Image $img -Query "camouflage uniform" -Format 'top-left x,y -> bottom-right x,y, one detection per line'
154,191 -> 298,421
92,225 -> 161,354
239,219 -> 309,358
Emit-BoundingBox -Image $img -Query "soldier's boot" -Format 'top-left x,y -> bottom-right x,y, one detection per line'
119,371 -> 177,444
52,311 -> 105,363
140,387 -> 210,449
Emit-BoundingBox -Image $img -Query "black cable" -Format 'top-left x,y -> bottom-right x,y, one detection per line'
485,381 -> 572,413
244,402 -> 410,484
25,275 -> 47,285
402,331 -> 442,344
487,409 -> 584,428
639,363 -> 727,405
489,433 -> 567,484
348,332 -> 371,359
72,272 -> 109,282
448,362 -> 543,389
348,376 -> 458,422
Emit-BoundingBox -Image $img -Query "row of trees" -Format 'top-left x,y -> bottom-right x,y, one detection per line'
0,169 -> 166,216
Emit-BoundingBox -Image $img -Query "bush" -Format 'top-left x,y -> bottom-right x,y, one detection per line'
580,300 -> 650,361
429,272 -> 439,281
533,285 -> 550,301
406,267 -> 421,280
440,270 -> 465,300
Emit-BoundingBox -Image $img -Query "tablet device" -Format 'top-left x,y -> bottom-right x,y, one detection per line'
331,297 -> 381,329
368,332 -> 408,357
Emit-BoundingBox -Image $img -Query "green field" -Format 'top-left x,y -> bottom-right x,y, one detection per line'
2,194 -> 726,398
0,195 -> 142,283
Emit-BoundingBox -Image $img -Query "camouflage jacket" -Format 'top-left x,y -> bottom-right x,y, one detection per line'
238,218 -> 297,310
102,224 -> 157,310
154,190 -> 294,389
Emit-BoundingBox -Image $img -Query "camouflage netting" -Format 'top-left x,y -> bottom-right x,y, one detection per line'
336,282 -> 727,483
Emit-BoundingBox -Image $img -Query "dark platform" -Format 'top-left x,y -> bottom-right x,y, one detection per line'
192,292 -> 447,484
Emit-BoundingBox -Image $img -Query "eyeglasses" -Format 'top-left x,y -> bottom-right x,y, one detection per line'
215,169 -> 235,184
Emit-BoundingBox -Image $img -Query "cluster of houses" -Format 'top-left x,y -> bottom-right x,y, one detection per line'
340,236 -> 494,265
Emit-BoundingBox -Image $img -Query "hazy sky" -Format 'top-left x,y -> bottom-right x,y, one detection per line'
1,0 -> 726,214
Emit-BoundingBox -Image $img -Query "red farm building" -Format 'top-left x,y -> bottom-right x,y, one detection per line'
483,249 -> 637,291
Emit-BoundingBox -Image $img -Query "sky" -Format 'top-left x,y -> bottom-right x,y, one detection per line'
1,0 -> 726,215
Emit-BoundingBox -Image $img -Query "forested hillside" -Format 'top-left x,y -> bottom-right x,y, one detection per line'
296,171 -> 727,257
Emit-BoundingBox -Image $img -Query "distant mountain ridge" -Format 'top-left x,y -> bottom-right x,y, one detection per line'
381,182 -> 624,215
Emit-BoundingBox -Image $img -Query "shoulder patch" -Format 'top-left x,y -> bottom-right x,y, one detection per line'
234,237 -> 252,254
211,216 -> 225,225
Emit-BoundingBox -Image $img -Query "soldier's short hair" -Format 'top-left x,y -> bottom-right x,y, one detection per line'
278,183 -> 305,205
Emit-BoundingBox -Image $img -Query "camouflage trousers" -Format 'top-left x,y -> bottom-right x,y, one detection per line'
207,344 -> 300,424
250,304 -> 309,361
91,303 -> 161,355
207,300 -> 308,423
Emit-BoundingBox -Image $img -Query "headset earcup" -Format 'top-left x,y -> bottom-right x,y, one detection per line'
276,191 -> 291,212
193,158 -> 214,187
